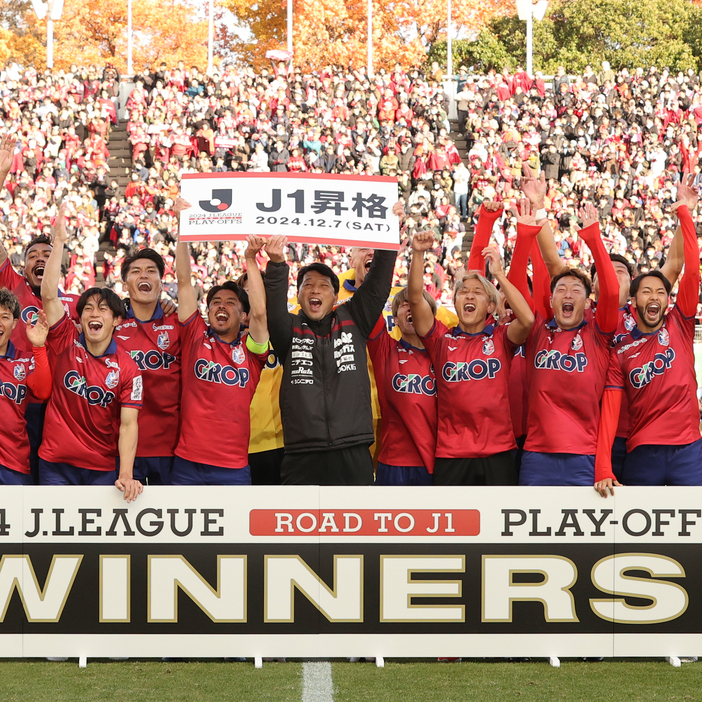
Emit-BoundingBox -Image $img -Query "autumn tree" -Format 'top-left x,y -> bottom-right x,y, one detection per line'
221,0 -> 512,69
1,0 -> 209,71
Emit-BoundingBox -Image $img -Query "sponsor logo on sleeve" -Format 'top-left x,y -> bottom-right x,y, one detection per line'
131,375 -> 143,402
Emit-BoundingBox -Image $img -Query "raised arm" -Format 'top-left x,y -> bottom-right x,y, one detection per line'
661,225 -> 684,287
41,202 -> 69,327
346,248 -> 395,338
0,134 -> 13,267
671,173 -> 700,317
408,231 -> 437,337
243,235 -> 269,345
530,240 -> 553,319
661,173 -> 697,286
346,202 -> 404,337
263,235 -> 294,363
507,199 -> 541,314
577,202 -> 618,333
466,202 -> 502,273
521,164 -> 567,278
485,245 -> 534,345
173,197 -> 198,323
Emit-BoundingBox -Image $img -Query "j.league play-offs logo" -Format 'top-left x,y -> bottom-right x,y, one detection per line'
199,189 -> 233,213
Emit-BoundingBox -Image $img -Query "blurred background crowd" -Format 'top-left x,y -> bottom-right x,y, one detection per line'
1,59 -> 701,315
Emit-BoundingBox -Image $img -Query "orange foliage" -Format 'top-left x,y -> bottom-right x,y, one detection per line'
223,0 -> 512,69
2,0 -> 209,72
0,16 -> 47,68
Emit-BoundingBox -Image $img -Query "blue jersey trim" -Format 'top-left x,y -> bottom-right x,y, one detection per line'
78,332 -> 118,358
127,304 -> 164,322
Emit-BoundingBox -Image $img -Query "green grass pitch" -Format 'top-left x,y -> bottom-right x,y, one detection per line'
2,659 -> 702,702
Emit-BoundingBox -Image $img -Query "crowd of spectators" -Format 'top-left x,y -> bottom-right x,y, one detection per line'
1,58 -> 702,315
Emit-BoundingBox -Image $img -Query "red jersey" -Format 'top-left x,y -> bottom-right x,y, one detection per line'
0,259 -> 79,351
605,305 -> 701,450
420,319 -> 517,458
524,313 -> 613,454
367,327 -> 437,472
588,302 -> 637,438
176,313 -> 267,470
0,343 -> 40,474
608,304 -> 638,439
114,307 -> 181,457
508,345 -> 528,439
39,316 -> 143,471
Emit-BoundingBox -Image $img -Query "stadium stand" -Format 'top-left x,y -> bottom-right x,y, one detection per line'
1,61 -> 701,319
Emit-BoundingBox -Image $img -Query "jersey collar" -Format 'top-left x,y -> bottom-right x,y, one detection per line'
126,304 -> 164,322
630,321 -> 665,340
343,279 -> 357,293
547,317 -> 587,332
1,341 -> 17,360
451,323 -> 495,337
78,333 -> 118,357
398,337 -> 427,352
207,325 -> 244,346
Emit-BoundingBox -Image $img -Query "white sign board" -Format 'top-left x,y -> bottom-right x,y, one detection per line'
179,173 -> 400,249
2,486 -> 702,659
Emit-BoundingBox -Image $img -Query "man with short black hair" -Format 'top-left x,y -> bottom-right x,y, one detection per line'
509,202 -> 620,486
0,288 -> 51,483
0,136 -> 79,479
173,198 -> 270,485
114,248 -> 182,484
38,206 -> 143,500
596,178 -> 702,493
264,230 -> 396,485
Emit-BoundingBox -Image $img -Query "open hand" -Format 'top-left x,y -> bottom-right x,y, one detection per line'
0,132 -> 15,175
483,245 -> 504,278
578,202 -> 599,229
673,172 -> 698,213
25,309 -> 49,347
509,198 -> 537,226
521,163 -> 547,206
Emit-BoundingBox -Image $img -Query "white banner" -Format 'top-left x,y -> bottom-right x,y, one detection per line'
179,173 -> 400,249
1,486 -> 702,659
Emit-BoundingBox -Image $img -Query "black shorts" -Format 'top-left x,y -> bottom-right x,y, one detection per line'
433,451 -> 518,486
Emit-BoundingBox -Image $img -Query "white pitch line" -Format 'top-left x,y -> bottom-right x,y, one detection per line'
302,661 -> 334,702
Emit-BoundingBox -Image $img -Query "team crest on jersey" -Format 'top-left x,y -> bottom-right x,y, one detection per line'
13,364 -> 26,382
571,333 -> 583,351
658,328 -> 670,347
231,344 -> 246,365
157,331 -> 170,350
624,313 -> 636,331
483,338 -> 495,356
105,370 -> 120,389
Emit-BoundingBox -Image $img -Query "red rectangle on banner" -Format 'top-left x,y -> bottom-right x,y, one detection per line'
249,509 -> 480,536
